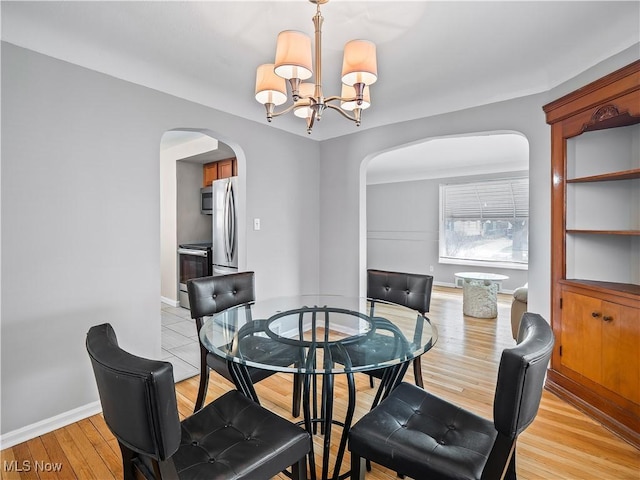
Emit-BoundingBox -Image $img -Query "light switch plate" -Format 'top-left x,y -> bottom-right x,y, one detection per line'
253,218 -> 261,231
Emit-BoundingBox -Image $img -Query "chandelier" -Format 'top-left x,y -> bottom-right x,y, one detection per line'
254,0 -> 378,134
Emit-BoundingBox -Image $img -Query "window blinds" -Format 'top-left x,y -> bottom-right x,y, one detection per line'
442,178 -> 528,220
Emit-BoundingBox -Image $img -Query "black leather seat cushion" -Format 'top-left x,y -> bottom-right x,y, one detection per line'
167,390 -> 309,479
330,318 -> 409,371
207,319 -> 303,384
349,382 -> 497,480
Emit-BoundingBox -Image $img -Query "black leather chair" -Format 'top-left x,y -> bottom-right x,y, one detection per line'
348,312 -> 554,480
365,269 -> 433,389
187,272 -> 302,416
86,323 -> 310,480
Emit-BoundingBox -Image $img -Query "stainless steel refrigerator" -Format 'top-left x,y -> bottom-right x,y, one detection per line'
211,176 -> 238,274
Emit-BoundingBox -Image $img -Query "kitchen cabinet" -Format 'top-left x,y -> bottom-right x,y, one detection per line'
202,157 -> 237,187
217,158 -> 234,178
543,60 -> 640,448
203,162 -> 218,187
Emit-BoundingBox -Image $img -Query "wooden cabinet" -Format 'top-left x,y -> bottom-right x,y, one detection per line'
203,162 -> 218,187
560,287 -> 639,404
217,159 -> 234,179
543,61 -> 640,448
202,158 -> 237,187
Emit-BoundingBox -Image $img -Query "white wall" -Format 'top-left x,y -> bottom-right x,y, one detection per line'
367,173 -> 529,292
1,39 -> 637,445
176,161 -> 210,245
317,43 -> 638,320
0,43 -> 320,441
319,95 -> 550,311
160,146 -> 178,303
160,133 -> 220,303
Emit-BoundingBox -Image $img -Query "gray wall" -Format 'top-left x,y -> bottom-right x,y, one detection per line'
367,173 -> 529,292
317,43 -> 638,318
1,43 -> 320,436
319,94 -> 551,311
176,161 -> 211,245
1,39 -> 637,441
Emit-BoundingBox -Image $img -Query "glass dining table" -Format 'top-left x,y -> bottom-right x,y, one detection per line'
199,294 -> 438,480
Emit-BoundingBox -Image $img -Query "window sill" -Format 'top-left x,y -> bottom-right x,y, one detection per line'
439,258 -> 528,271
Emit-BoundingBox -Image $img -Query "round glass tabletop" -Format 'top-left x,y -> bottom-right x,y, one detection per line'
454,271 -> 509,281
199,295 -> 438,375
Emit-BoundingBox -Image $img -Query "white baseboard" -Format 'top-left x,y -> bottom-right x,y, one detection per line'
434,280 -> 514,295
0,401 -> 102,449
161,296 -> 180,307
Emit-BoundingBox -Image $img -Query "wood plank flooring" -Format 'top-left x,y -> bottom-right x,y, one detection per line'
2,287 -> 638,479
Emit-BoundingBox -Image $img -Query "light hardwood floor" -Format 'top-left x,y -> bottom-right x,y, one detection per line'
1,287 -> 638,479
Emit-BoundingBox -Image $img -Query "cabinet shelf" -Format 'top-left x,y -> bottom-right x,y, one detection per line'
560,279 -> 640,298
567,168 -> 640,183
566,229 -> 640,236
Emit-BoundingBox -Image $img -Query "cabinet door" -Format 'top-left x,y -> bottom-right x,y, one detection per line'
218,159 -> 233,178
561,291 -> 602,383
601,301 -> 640,404
203,163 -> 218,187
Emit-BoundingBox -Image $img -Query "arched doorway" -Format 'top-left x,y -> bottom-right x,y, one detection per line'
159,128 -> 247,381
362,131 -> 530,293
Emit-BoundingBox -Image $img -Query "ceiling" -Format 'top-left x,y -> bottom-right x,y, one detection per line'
367,132 -> 529,184
161,130 -> 236,163
3,1 -> 639,143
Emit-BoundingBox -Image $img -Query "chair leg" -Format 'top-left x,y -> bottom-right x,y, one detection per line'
118,442 -> 136,480
292,373 -> 302,417
369,374 -> 375,388
194,359 -> 210,413
413,358 -> 424,388
350,452 -> 366,480
291,456 -> 307,480
504,447 -> 517,480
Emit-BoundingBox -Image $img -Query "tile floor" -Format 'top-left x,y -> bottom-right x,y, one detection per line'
161,303 -> 200,382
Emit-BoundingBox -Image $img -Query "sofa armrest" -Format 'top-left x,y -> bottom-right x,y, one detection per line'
510,284 -> 528,340
513,286 -> 528,304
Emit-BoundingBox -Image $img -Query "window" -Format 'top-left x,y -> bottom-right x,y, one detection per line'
439,178 -> 528,269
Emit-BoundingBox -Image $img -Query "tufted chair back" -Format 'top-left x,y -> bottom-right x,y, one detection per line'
493,312 -> 555,438
186,272 -> 304,417
367,269 -> 433,314
348,312 -> 554,480
364,269 -> 434,393
87,323 -> 311,480
187,271 -> 255,318
86,323 -> 181,462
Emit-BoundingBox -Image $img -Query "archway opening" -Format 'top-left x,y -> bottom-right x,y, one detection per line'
362,131 -> 530,294
159,128 -> 246,381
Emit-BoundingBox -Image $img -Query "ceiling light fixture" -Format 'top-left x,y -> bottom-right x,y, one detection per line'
254,0 -> 378,134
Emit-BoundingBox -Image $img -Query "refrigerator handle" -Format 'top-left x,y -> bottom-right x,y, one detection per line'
223,179 -> 231,263
228,180 -> 237,262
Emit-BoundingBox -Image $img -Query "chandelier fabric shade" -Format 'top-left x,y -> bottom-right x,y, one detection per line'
255,63 -> 287,106
254,0 -> 378,134
341,40 -> 378,86
274,30 -> 313,80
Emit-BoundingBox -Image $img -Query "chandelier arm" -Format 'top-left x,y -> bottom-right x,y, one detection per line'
324,95 -> 352,104
325,103 -> 358,122
270,104 -> 297,118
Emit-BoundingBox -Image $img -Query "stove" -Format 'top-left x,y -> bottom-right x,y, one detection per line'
177,242 -> 213,308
